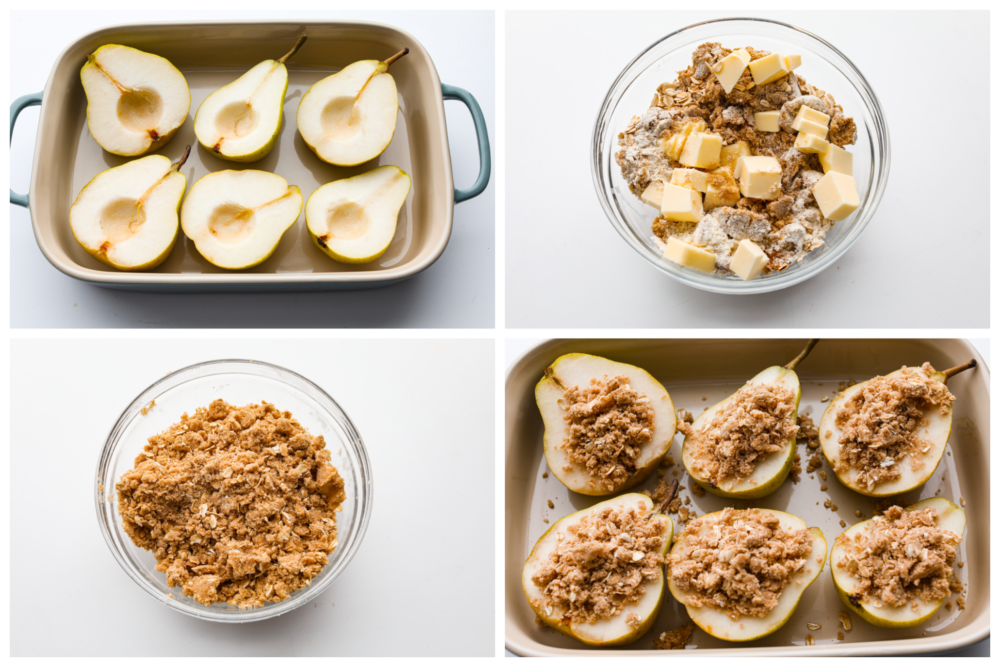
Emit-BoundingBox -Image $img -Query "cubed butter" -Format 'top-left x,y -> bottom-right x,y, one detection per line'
640,181 -> 664,208
670,168 -> 708,193
794,131 -> 829,154
679,132 -> 723,169
720,141 -> 750,173
660,118 -> 707,161
730,239 -> 768,280
735,156 -> 782,200
711,48 -> 752,94
812,171 -> 859,221
660,182 -> 704,222
749,52 -> 790,86
754,111 -> 780,132
818,143 -> 853,175
704,169 -> 741,210
784,54 -> 802,71
795,118 -> 829,140
664,237 -> 716,273
791,105 -> 831,131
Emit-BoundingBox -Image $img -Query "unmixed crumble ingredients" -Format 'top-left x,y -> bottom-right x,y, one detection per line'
560,376 -> 655,491
116,399 -> 346,608
834,505 -> 961,608
530,501 -> 667,625
668,508 -> 814,619
834,364 -> 955,491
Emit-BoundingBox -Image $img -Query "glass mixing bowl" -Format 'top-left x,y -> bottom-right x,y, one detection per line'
95,359 -> 373,623
592,17 -> 889,294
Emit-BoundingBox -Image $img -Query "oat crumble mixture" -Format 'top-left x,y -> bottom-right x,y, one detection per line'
117,399 -> 346,608
834,364 -> 955,491
616,43 -> 858,274
668,508 -> 814,619
834,505 -> 962,609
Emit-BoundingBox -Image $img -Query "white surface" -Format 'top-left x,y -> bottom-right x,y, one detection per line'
505,11 -> 989,328
10,10 -> 495,329
10,338 -> 494,656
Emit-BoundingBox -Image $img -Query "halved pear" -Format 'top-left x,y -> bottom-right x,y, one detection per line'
306,165 -> 411,264
667,508 -> 827,641
70,146 -> 190,270
180,170 -> 302,270
296,49 -> 408,166
818,361 -> 976,497
682,340 -> 817,498
194,36 -> 306,162
536,354 -> 676,496
522,493 -> 675,646
830,497 -> 966,628
81,44 -> 190,156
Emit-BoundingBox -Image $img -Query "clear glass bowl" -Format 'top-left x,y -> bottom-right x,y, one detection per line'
592,17 -> 890,294
95,359 -> 373,623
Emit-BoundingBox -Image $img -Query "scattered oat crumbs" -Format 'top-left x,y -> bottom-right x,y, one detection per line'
98,483 -> 104,493
140,399 -> 157,415
823,499 -> 832,508
662,456 -> 675,468
691,483 -> 705,497
839,612 -> 852,630
654,623 -> 695,650
837,631 -> 845,641
807,622 -> 821,630
534,615 -> 548,628
820,485 -> 828,491
543,519 -> 549,524
547,499 -> 554,509
831,504 -> 838,511
945,601 -> 953,611
702,396 -> 707,401
658,469 -> 666,479
542,471 -> 548,479
839,519 -> 846,528
806,454 -> 823,473
957,561 -> 965,568
805,634 -> 815,646
947,451 -> 952,456
684,496 -> 691,505
819,470 -> 827,481
820,396 -> 829,402
957,597 -> 966,610
960,497 -> 966,507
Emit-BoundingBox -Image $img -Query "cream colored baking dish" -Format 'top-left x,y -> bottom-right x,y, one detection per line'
10,20 -> 490,291
505,339 -> 989,656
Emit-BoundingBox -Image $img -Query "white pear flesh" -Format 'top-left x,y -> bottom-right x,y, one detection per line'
180,170 -> 302,270
830,497 -> 966,628
70,155 -> 185,270
818,369 -> 953,497
682,365 -> 800,498
667,509 -> 826,641
536,354 -> 676,496
306,165 -> 410,264
81,45 -> 190,156
522,493 -> 673,646
297,60 -> 399,166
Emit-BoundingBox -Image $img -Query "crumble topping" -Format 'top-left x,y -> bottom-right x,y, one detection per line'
834,364 -> 955,491
654,623 -> 695,650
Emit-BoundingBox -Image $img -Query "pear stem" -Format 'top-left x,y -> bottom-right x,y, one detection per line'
784,339 -> 820,371
277,35 -> 307,64
942,359 -> 977,381
650,479 -> 680,518
172,145 -> 191,172
384,48 -> 409,68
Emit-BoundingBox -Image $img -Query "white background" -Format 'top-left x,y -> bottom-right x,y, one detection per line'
505,11 -> 989,328
10,338 -> 494,656
10,10 -> 495,329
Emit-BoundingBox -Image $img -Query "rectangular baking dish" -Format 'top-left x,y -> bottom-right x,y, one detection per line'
505,339 -> 990,656
10,20 -> 490,292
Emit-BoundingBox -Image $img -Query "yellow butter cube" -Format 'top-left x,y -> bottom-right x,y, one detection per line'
720,141 -> 750,173
640,181 -> 664,208
749,53 -> 790,86
704,169 -> 741,210
711,48 -> 751,93
660,118 -> 707,160
754,111 -> 780,132
812,171 -> 859,221
679,132 -> 723,169
664,237 -> 716,273
794,131 -> 830,154
670,168 -> 708,193
660,182 -> 704,222
818,144 -> 853,175
730,239 -> 768,280
784,54 -> 802,71
796,118 -> 829,140
736,156 -> 782,200
792,105 -> 831,130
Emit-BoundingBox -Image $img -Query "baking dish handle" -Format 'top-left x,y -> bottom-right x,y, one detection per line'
442,84 -> 491,203
10,92 -> 42,208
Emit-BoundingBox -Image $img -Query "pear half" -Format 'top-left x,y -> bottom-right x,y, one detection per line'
522,493 -> 674,646
296,49 -> 408,166
306,165 -> 411,264
70,146 -> 190,270
830,497 -> 966,628
682,340 -> 817,499
81,44 -> 190,156
818,361 -> 975,497
536,354 -> 676,496
180,170 -> 302,270
194,36 -> 306,162
667,509 -> 827,641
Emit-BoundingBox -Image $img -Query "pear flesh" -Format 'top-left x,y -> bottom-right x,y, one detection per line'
522,494 -> 673,646
81,44 -> 190,156
306,165 -> 411,264
180,170 -> 302,270
830,497 -> 966,628
536,354 -> 676,496
667,509 -> 826,641
682,365 -> 800,499
70,153 -> 186,270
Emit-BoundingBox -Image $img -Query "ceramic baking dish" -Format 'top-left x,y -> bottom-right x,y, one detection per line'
505,339 -> 989,656
10,20 -> 490,292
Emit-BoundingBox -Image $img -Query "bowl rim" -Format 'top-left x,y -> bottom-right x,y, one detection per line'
94,358 -> 374,623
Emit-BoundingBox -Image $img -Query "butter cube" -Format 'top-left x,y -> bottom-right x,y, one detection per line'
670,168 -> 708,193
679,132 -> 723,169
664,237 -> 716,273
720,141 -> 750,173
661,118 -> 707,160
749,53 -> 790,86
736,156 -> 782,200
792,105 -> 831,130
711,48 -> 751,93
784,54 -> 802,71
640,181 -> 664,208
730,239 -> 768,280
794,131 -> 830,154
704,169 -> 741,210
818,144 -> 853,175
812,172 -> 859,221
796,118 -> 829,140
660,182 -> 704,222
754,111 -> 780,132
